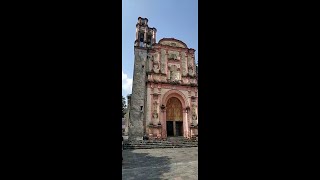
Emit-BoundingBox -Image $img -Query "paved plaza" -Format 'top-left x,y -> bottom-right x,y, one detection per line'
122,147 -> 198,180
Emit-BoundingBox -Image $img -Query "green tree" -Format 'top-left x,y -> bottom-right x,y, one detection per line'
122,96 -> 127,118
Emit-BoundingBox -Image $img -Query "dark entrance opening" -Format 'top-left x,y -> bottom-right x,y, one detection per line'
166,121 -> 174,136
175,122 -> 183,136
166,97 -> 184,137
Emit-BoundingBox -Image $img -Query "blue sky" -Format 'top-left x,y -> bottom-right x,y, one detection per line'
122,0 -> 198,97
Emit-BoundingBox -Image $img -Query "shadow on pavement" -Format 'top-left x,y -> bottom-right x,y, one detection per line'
122,149 -> 171,180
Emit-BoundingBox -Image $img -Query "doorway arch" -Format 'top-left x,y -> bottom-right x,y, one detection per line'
166,97 -> 183,137
161,89 -> 189,139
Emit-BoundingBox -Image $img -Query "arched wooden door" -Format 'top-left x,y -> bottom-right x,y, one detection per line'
166,97 -> 183,136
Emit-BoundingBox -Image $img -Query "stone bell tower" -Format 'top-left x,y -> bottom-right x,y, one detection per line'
129,17 -> 157,140
134,17 -> 157,48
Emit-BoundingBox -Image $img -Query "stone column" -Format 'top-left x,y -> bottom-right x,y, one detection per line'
161,106 -> 166,139
194,102 -> 198,126
183,109 -> 188,138
196,107 -> 198,125
146,87 -> 151,127
188,107 -> 193,137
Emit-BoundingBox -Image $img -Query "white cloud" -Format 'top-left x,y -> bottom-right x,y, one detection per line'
122,71 -> 133,95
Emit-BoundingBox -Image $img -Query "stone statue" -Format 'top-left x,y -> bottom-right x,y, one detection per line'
192,114 -> 197,120
152,101 -> 158,122
192,104 -> 197,120
148,55 -> 158,73
153,110 -> 158,119
169,65 -> 181,83
149,55 -> 160,73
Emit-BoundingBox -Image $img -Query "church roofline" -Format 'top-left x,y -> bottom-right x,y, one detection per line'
158,38 -> 189,49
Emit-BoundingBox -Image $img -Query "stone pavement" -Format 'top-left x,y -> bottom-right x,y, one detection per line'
122,147 -> 198,180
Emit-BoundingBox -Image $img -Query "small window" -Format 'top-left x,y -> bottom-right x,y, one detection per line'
140,33 -> 144,42
140,106 -> 143,111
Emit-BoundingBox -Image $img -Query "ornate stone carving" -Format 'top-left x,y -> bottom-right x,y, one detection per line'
190,78 -> 197,86
188,88 -> 191,96
181,52 -> 187,76
187,56 -> 193,67
152,110 -> 158,119
160,104 -> 166,112
188,65 -> 194,76
160,50 -> 166,74
153,64 -> 159,73
149,54 -> 160,73
191,104 -> 197,120
152,101 -> 159,124
161,75 -> 167,83
168,51 -> 180,61
153,101 -> 158,112
168,53 -> 178,60
153,75 -> 161,83
168,65 -> 181,84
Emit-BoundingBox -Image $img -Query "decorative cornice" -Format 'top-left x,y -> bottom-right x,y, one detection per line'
147,81 -> 198,87
158,38 -> 188,48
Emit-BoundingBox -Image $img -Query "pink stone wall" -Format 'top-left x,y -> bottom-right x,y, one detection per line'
146,84 -> 198,139
144,38 -> 198,140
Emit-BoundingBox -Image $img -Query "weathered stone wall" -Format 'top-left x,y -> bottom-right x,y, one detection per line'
145,87 -> 151,126
124,95 -> 131,136
128,48 -> 148,140
181,52 -> 187,76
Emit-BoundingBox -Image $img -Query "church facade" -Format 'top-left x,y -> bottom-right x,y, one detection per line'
127,17 -> 198,141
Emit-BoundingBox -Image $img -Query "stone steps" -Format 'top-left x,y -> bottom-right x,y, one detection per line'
124,145 -> 197,149
123,139 -> 198,149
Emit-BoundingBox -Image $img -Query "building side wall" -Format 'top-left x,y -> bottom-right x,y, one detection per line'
128,48 -> 148,140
